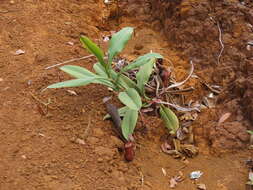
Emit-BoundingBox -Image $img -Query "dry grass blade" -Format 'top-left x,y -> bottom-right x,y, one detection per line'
218,112 -> 231,126
45,55 -> 94,69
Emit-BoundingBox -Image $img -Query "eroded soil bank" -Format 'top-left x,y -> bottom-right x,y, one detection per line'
0,0 -> 252,189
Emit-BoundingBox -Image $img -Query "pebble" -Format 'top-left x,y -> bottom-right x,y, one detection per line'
97,158 -> 103,163
197,183 -> 207,190
13,49 -> 25,55
70,137 -> 85,145
0,78 -> 3,82
21,155 -> 27,159
134,44 -> 144,50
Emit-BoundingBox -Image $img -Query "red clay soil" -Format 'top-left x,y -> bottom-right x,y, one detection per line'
0,0 -> 252,190
150,0 -> 253,150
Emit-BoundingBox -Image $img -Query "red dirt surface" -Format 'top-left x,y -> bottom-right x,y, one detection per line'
0,0 -> 252,189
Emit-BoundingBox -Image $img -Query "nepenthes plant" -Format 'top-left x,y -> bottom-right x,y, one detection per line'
47,27 -> 180,161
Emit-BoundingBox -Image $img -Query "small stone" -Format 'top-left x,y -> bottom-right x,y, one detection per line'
75,138 -> 85,145
197,183 -> 207,190
10,0 -> 14,4
21,155 -> 27,159
97,158 -> 103,163
0,78 -> 3,82
190,171 -> 203,179
67,41 -> 74,46
134,44 -> 144,51
70,137 -> 85,145
51,175 -> 58,180
247,45 -> 251,51
13,49 -> 25,55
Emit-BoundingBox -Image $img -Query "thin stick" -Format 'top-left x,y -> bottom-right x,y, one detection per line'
165,61 -> 194,90
166,87 -> 195,94
45,55 -> 94,70
156,100 -> 200,112
83,116 -> 91,140
30,92 -> 52,107
155,76 -> 160,98
217,22 -> 224,65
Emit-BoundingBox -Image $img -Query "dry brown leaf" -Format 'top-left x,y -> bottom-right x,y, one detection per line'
218,112 -> 231,125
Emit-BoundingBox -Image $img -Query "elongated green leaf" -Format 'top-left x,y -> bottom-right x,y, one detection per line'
136,58 -> 155,95
93,62 -> 108,78
121,108 -> 138,140
80,36 -> 106,67
118,74 -> 137,89
95,78 -> 116,89
103,106 -> 128,120
47,77 -> 116,89
121,53 -> 163,72
118,88 -> 142,110
159,105 -> 179,134
108,27 -> 133,64
47,78 -> 95,88
60,65 -> 96,78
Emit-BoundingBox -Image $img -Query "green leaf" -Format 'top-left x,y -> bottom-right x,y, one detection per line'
118,88 -> 142,110
247,130 -> 253,135
95,78 -> 116,89
118,74 -> 137,89
121,108 -> 138,140
93,62 -> 108,78
159,105 -> 179,134
121,52 -> 163,72
94,62 -> 137,90
108,27 -> 133,64
80,36 -> 106,68
47,78 -> 95,88
47,77 -> 116,89
60,65 -> 96,78
103,106 -> 128,120
136,58 -> 155,95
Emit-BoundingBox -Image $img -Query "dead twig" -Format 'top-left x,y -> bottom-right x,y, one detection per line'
155,100 -> 200,112
155,76 -> 160,98
45,55 -> 94,70
30,92 -> 53,108
217,21 -> 224,65
165,87 -> 195,94
165,61 -> 194,90
0,10 -> 9,13
83,116 -> 92,140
